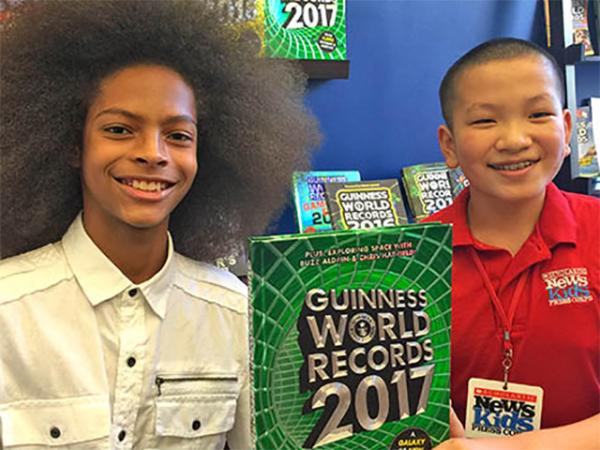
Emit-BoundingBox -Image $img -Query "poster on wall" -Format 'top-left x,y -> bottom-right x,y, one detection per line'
261,0 -> 347,60
249,224 -> 451,449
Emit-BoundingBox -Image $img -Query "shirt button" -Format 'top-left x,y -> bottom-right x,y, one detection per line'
128,288 -> 138,297
127,356 -> 136,367
192,419 -> 201,431
118,429 -> 126,441
50,426 -> 61,439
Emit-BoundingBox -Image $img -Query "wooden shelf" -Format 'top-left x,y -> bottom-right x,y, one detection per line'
564,44 -> 600,65
296,59 -> 350,79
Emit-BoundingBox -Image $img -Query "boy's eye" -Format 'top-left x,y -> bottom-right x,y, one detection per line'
470,118 -> 495,125
529,112 -> 553,119
103,125 -> 131,135
168,132 -> 194,143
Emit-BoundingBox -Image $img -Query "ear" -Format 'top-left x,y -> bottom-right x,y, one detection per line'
438,124 -> 459,168
562,108 -> 573,158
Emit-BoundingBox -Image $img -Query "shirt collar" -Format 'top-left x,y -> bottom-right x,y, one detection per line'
61,213 -> 175,318
445,187 -> 473,247
449,183 -> 576,249
536,182 -> 577,248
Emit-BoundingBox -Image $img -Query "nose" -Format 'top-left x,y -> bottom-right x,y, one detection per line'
495,122 -> 532,152
134,133 -> 168,167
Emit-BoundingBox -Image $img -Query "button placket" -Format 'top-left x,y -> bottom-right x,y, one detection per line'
112,288 -> 146,449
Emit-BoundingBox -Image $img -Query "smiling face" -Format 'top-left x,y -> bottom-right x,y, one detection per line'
81,64 -> 198,236
438,55 -> 572,206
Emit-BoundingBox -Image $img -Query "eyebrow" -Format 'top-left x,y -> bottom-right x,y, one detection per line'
465,94 -> 556,114
94,108 -> 197,126
465,103 -> 497,114
525,93 -> 554,103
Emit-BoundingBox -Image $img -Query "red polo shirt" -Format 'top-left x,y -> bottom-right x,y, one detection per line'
424,183 -> 600,428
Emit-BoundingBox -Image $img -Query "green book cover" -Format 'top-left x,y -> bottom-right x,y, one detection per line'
324,179 -> 408,230
249,224 -> 452,449
262,0 -> 347,60
401,163 -> 454,222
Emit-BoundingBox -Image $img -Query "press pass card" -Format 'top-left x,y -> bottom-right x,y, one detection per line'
465,378 -> 543,438
249,224 -> 452,449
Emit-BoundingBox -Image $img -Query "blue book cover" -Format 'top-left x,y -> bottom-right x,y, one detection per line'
293,171 -> 361,233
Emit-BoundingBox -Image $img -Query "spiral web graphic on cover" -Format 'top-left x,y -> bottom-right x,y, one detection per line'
264,1 -> 346,60
251,226 -> 452,449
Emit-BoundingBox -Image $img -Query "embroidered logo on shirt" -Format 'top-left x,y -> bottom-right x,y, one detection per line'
541,267 -> 592,306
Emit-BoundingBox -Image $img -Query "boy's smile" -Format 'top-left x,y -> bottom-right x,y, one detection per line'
81,64 -> 198,235
438,55 -> 572,207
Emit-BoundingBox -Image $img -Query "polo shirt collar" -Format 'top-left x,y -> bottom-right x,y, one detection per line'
444,188 -> 473,247
61,213 -> 174,318
448,183 -> 576,250
537,182 -> 577,248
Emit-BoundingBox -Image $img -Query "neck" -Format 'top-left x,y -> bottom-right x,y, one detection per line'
82,212 -> 168,284
467,189 -> 546,256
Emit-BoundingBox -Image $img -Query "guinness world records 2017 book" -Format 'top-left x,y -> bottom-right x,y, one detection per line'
249,224 -> 451,449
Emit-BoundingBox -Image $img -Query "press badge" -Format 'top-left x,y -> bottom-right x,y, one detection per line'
465,378 -> 543,438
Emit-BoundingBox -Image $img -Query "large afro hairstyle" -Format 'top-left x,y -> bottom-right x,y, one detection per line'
0,0 -> 320,261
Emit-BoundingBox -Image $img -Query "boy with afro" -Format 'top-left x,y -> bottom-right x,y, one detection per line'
0,1 -> 319,448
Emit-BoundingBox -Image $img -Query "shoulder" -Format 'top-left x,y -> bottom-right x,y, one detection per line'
562,190 -> 600,217
421,188 -> 468,225
0,243 -> 72,305
422,206 -> 456,225
421,200 -> 462,225
173,253 -> 248,314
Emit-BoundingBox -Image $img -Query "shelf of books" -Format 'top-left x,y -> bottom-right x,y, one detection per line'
292,165 -> 470,233
544,0 -> 600,195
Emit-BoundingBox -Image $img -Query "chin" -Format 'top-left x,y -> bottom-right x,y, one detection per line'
498,184 -> 547,203
121,212 -> 170,230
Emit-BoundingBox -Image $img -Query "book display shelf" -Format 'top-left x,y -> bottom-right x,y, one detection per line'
545,0 -> 600,195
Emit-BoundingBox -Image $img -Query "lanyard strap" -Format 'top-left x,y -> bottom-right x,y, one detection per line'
468,247 -> 529,388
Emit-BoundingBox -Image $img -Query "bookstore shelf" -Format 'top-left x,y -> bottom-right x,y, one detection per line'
546,0 -> 599,195
564,43 -> 600,64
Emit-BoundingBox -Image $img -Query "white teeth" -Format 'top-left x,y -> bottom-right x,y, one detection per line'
491,161 -> 535,171
123,179 -> 169,192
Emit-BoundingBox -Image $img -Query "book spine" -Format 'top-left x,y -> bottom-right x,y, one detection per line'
572,0 -> 595,56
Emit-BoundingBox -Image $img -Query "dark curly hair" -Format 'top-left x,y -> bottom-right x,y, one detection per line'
0,0 -> 320,261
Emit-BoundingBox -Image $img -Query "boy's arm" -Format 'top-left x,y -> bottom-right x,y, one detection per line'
435,413 -> 600,450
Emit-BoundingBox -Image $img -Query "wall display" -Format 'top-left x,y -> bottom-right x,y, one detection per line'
293,171 -> 361,233
249,224 -> 452,449
324,179 -> 408,230
261,0 -> 347,60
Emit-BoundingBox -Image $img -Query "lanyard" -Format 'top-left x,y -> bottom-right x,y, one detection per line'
468,247 -> 529,389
